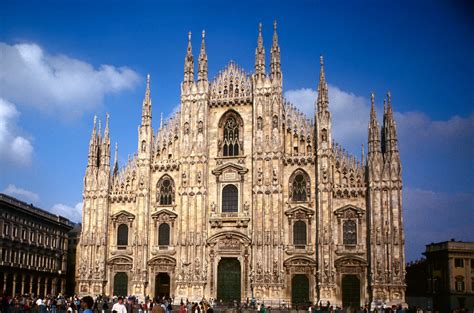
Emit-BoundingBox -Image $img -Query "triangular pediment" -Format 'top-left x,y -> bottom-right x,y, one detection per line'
334,205 -> 364,218
212,162 -> 248,176
111,210 -> 135,222
285,205 -> 315,217
151,208 -> 178,220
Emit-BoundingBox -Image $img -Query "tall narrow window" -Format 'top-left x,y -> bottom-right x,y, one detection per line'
292,173 -> 308,202
222,184 -> 238,212
158,223 -> 170,246
157,176 -> 175,206
117,224 -> 128,247
293,221 -> 307,247
343,220 -> 357,245
223,117 -> 240,156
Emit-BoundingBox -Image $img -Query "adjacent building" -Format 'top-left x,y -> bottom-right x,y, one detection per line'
0,193 -> 74,296
76,23 -> 406,307
66,223 -> 82,296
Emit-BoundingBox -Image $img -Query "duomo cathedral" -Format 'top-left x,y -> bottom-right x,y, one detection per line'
76,22 -> 406,308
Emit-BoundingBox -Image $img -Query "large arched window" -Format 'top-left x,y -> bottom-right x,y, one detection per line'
293,221 -> 307,247
157,176 -> 175,206
343,220 -> 357,245
158,223 -> 170,246
117,224 -> 128,247
290,170 -> 310,202
222,184 -> 238,212
223,117 -> 240,156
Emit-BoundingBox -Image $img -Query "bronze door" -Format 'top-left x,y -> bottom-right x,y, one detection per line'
113,272 -> 128,297
342,274 -> 360,309
155,273 -> 171,299
217,258 -> 241,303
291,274 -> 309,308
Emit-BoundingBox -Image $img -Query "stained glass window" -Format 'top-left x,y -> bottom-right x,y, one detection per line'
343,220 -> 357,245
292,174 -> 307,202
222,184 -> 238,212
293,221 -> 307,246
223,117 -> 240,156
158,223 -> 170,246
117,224 -> 128,246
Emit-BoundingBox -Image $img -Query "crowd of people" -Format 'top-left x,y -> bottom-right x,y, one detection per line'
0,294 -> 472,313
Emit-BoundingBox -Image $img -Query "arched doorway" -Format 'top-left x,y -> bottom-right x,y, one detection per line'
113,272 -> 128,297
291,274 -> 309,308
342,275 -> 360,309
217,258 -> 241,303
155,273 -> 170,299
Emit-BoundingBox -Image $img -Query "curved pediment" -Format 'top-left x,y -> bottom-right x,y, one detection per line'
147,256 -> 176,267
283,256 -> 317,267
111,210 -> 135,223
107,255 -> 133,265
334,256 -> 367,268
285,205 -> 315,218
334,205 -> 365,218
207,230 -> 251,245
210,61 -> 252,105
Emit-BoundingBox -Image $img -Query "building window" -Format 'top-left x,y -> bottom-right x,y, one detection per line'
157,175 -> 175,206
158,223 -> 170,246
343,220 -> 357,245
293,221 -> 307,247
13,226 -> 18,238
22,229 -> 27,241
222,184 -> 238,213
290,170 -> 310,202
455,276 -> 465,292
3,224 -> 9,236
117,224 -> 128,247
455,258 -> 464,268
223,117 -> 240,156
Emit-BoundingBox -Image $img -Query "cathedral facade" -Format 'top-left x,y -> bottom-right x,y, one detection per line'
76,23 -> 406,308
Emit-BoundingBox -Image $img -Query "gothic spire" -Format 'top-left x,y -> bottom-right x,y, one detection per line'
382,91 -> 399,154
183,31 -> 194,87
316,55 -> 329,112
103,112 -> 110,143
254,22 -> 265,79
368,92 -> 382,155
141,74 -> 152,126
270,20 -> 281,81
87,115 -> 98,167
113,142 -> 119,177
198,30 -> 208,84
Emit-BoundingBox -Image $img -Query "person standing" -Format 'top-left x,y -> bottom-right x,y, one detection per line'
111,298 -> 127,313
81,297 -> 94,313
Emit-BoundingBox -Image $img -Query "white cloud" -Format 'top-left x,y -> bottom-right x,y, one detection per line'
285,85 -> 371,154
2,184 -> 39,203
404,188 -> 474,261
0,98 -> 33,166
0,42 -> 140,117
50,202 -> 83,223
284,86 -> 474,159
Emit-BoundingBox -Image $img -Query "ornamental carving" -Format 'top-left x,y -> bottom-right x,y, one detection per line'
210,61 -> 252,105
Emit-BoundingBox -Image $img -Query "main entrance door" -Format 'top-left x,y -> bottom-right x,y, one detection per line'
291,274 -> 309,308
342,275 -> 360,309
217,258 -> 241,303
113,272 -> 128,297
155,273 -> 170,299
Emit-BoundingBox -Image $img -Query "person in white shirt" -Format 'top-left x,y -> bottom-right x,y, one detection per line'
111,297 -> 127,313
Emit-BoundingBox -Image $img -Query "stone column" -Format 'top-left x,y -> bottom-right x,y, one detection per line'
37,276 -> 41,296
51,278 -> 57,295
3,273 -> 7,295
29,275 -> 34,294
61,279 -> 66,295
12,273 -> 17,296
43,277 -> 48,295
21,273 -> 26,295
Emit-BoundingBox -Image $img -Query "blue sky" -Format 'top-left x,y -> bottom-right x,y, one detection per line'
1,0 -> 473,261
